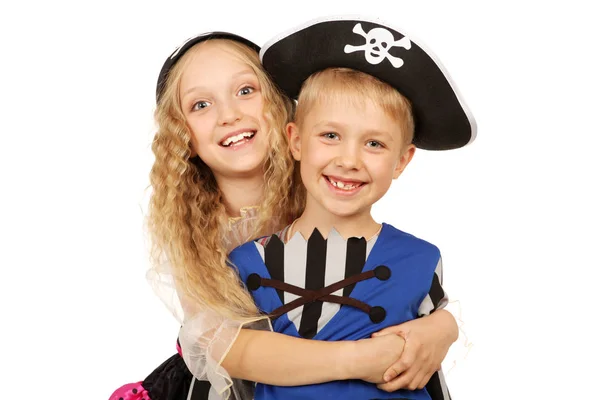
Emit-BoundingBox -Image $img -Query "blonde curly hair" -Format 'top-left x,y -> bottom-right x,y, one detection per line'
148,39 -> 305,321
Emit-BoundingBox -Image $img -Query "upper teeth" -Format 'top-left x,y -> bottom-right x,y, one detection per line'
222,132 -> 254,146
328,177 -> 359,190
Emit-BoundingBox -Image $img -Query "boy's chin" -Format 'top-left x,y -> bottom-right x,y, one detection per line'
322,203 -> 366,219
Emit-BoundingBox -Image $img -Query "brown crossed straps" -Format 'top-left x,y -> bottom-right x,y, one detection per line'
246,265 -> 391,323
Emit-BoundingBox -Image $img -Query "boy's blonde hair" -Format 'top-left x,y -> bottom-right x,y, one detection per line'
295,68 -> 415,146
148,39 -> 304,321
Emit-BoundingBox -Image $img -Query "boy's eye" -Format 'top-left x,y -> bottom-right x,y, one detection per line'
322,132 -> 339,140
238,86 -> 254,96
366,140 -> 384,148
192,100 -> 211,111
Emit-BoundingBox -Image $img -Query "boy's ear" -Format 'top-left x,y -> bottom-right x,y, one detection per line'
393,144 -> 416,179
286,122 -> 302,161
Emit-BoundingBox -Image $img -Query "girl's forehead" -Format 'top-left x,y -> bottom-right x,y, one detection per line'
179,49 -> 256,93
183,45 -> 250,76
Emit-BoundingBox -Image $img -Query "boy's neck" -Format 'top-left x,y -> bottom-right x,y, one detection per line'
292,199 -> 381,241
215,174 -> 264,218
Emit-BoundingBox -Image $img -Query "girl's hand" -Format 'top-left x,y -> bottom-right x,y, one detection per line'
350,333 -> 406,383
372,310 -> 457,391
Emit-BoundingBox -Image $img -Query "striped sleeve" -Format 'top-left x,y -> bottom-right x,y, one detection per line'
417,256 -> 449,317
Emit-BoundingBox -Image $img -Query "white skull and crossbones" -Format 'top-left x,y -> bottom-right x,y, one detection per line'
344,23 -> 411,68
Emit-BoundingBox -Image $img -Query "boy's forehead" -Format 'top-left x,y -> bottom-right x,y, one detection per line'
302,90 -> 385,116
303,89 -> 371,111
300,97 -> 402,137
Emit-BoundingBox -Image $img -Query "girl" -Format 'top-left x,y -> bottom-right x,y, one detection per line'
110,30 -> 458,400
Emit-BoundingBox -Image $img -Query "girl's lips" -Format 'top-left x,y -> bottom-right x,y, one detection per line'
219,131 -> 257,149
219,130 -> 257,147
220,134 -> 256,151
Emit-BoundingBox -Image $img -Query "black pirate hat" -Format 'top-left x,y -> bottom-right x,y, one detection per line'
260,16 -> 477,150
156,32 -> 260,103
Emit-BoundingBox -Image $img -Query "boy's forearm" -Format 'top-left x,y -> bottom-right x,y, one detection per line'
222,329 -> 355,385
429,309 -> 459,342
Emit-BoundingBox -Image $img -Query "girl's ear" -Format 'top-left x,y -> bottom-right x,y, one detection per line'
393,144 -> 416,179
286,122 -> 302,161
188,133 -> 198,158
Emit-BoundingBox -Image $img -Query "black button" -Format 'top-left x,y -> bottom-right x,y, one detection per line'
246,273 -> 261,291
374,265 -> 391,281
132,389 -> 138,394
369,306 -> 386,323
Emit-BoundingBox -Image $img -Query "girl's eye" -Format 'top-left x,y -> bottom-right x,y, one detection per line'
367,140 -> 383,148
238,86 -> 254,96
192,101 -> 211,111
322,132 -> 339,140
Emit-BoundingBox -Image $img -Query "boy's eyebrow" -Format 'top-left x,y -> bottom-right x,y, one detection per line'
364,129 -> 395,141
311,121 -> 346,131
182,70 -> 256,97
312,121 -> 396,141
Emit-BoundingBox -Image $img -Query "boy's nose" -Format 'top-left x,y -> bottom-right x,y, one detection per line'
335,146 -> 363,170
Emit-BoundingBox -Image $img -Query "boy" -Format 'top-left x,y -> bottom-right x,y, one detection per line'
229,16 -> 476,400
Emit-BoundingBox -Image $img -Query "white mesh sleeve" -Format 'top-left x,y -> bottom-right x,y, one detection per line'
146,261 -> 271,400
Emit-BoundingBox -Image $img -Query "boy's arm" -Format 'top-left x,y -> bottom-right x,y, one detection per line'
222,328 -> 406,386
373,309 -> 457,390
374,256 -> 457,392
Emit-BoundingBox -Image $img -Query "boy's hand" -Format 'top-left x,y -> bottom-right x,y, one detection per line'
371,313 -> 454,391
351,333 -> 406,383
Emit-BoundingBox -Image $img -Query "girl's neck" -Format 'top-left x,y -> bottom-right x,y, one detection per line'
215,173 -> 264,218
290,197 -> 380,241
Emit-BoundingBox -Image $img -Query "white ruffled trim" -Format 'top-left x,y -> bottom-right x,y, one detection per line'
179,310 -> 272,399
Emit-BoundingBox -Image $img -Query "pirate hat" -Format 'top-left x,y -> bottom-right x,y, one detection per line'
260,16 -> 477,150
156,31 -> 260,103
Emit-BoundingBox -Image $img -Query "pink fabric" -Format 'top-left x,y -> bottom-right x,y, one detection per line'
109,382 -> 150,400
109,341 -> 180,400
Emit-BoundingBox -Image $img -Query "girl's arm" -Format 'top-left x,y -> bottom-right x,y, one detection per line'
222,309 -> 456,387
223,328 -> 406,385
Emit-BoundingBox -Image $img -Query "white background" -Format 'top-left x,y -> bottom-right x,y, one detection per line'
1,0 -> 599,399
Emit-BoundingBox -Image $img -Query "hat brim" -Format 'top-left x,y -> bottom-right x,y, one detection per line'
260,16 -> 476,150
156,32 -> 260,103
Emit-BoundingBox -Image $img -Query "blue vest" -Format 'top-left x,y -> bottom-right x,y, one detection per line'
230,223 -> 442,400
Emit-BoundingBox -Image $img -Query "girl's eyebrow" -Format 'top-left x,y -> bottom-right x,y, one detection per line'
231,69 -> 256,79
182,85 -> 208,98
182,70 -> 257,97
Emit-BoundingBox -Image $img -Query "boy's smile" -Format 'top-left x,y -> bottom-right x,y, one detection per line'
324,175 -> 366,194
288,98 -> 415,223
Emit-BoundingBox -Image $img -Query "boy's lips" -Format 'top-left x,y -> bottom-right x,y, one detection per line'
324,175 -> 366,192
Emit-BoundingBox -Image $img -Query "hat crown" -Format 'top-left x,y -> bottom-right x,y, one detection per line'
343,23 -> 412,68
260,16 -> 477,150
